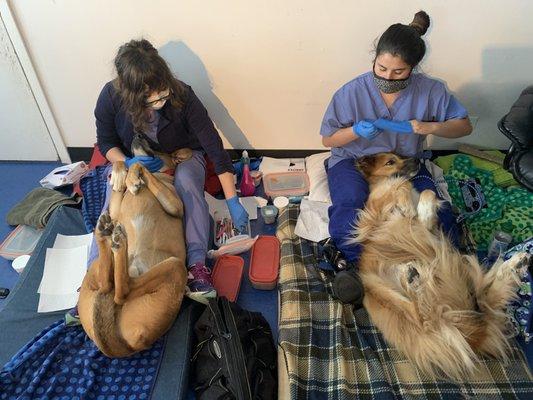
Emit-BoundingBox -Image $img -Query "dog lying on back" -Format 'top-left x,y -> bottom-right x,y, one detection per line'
350,152 -> 529,381
78,135 -> 192,357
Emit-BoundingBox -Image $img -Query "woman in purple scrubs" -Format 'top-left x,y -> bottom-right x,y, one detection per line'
320,11 -> 472,304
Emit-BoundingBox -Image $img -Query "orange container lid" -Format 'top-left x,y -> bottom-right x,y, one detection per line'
212,255 -> 244,302
249,236 -> 280,285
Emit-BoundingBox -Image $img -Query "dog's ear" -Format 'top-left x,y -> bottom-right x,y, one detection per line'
355,155 -> 375,174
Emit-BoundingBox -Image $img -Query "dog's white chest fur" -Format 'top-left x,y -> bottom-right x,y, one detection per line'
127,214 -> 155,277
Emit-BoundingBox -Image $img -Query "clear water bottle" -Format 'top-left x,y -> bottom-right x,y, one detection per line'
485,231 -> 513,266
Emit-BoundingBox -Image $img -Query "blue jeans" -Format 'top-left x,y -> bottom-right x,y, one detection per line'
326,158 -> 459,264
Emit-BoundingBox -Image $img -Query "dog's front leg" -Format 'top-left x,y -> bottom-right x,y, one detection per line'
111,223 -> 130,305
416,190 -> 441,230
131,163 -> 184,218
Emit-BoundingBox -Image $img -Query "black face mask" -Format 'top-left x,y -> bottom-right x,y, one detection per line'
372,70 -> 411,94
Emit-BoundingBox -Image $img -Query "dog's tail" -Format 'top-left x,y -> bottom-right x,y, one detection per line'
92,292 -> 135,358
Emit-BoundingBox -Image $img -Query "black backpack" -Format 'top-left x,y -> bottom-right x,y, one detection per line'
192,297 -> 277,400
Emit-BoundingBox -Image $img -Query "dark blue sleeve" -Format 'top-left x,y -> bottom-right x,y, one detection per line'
95,83 -> 123,158
183,87 -> 234,175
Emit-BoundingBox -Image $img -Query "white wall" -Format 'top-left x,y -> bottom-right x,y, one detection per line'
8,0 -> 533,151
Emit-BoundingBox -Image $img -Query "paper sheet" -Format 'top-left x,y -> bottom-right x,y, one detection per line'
38,293 -> 79,313
53,233 -> 93,249
259,157 -> 305,176
294,199 -> 331,242
38,245 -> 88,295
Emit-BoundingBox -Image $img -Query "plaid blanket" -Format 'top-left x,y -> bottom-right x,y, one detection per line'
277,204 -> 533,400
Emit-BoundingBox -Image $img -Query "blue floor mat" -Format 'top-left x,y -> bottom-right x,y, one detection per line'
0,162 -> 62,310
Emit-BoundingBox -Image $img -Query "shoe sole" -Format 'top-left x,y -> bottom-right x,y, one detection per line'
185,289 -> 217,305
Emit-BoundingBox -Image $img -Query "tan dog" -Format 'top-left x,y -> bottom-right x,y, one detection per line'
351,152 -> 529,381
78,137 -> 192,358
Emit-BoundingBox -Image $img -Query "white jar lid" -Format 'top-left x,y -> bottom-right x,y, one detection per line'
273,196 -> 289,209
12,254 -> 31,274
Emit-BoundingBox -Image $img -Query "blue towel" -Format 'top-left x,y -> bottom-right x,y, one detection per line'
0,319 -> 165,400
80,165 -> 112,233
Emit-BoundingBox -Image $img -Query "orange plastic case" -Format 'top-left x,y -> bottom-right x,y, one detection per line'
212,255 -> 244,302
248,236 -> 280,290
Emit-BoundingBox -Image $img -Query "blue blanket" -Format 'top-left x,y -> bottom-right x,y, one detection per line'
0,319 -> 164,400
80,165 -> 111,233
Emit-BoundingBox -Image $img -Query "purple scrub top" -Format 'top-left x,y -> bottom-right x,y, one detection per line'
320,72 -> 468,168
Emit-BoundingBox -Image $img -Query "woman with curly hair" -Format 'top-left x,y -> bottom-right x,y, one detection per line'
95,39 -> 247,303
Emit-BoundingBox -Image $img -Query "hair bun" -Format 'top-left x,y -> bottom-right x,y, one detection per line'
409,11 -> 430,36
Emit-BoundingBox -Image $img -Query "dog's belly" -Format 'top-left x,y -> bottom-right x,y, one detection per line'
119,193 -> 186,278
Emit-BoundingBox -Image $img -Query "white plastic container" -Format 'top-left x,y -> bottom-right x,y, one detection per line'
0,225 -> 43,260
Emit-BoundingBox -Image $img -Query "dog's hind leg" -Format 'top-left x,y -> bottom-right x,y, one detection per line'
94,211 -> 115,293
111,223 -> 130,305
126,257 -> 187,301
128,163 -> 184,218
480,252 -> 528,311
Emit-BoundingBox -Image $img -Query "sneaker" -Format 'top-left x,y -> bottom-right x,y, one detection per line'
186,262 -> 217,305
332,267 -> 364,308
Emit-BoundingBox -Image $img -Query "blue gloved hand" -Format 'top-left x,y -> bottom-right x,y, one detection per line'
352,120 -> 382,140
373,118 -> 414,134
226,196 -> 249,233
124,156 -> 163,172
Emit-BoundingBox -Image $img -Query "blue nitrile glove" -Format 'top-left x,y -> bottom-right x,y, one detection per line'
352,120 -> 382,140
226,196 -> 249,233
124,156 -> 163,172
373,118 -> 414,134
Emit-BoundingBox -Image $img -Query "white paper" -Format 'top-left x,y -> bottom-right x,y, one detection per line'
38,245 -> 88,295
38,292 -> 79,313
294,199 -> 331,242
53,233 -> 94,250
259,156 -> 305,176
204,192 -> 258,220
254,196 -> 268,208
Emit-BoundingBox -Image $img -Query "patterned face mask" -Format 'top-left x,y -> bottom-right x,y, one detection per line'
372,71 -> 411,94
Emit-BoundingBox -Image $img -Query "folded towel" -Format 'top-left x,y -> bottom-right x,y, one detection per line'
7,188 -> 80,229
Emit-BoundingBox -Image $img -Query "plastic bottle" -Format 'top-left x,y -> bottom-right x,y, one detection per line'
239,150 -> 255,196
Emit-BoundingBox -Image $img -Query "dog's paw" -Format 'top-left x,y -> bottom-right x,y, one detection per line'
125,164 -> 144,195
111,223 -> 127,251
110,162 -> 127,192
96,211 -> 114,237
505,252 -> 530,274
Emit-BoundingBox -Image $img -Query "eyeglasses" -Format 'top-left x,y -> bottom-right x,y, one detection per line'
145,90 -> 171,106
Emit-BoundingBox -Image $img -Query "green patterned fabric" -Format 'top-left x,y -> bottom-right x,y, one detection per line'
434,151 -> 517,187
442,155 -> 533,251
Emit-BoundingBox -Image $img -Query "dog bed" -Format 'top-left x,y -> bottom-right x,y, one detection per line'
0,206 -> 202,399
276,204 -> 533,399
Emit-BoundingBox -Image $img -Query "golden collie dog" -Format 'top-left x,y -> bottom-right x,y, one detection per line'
350,152 -> 529,381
